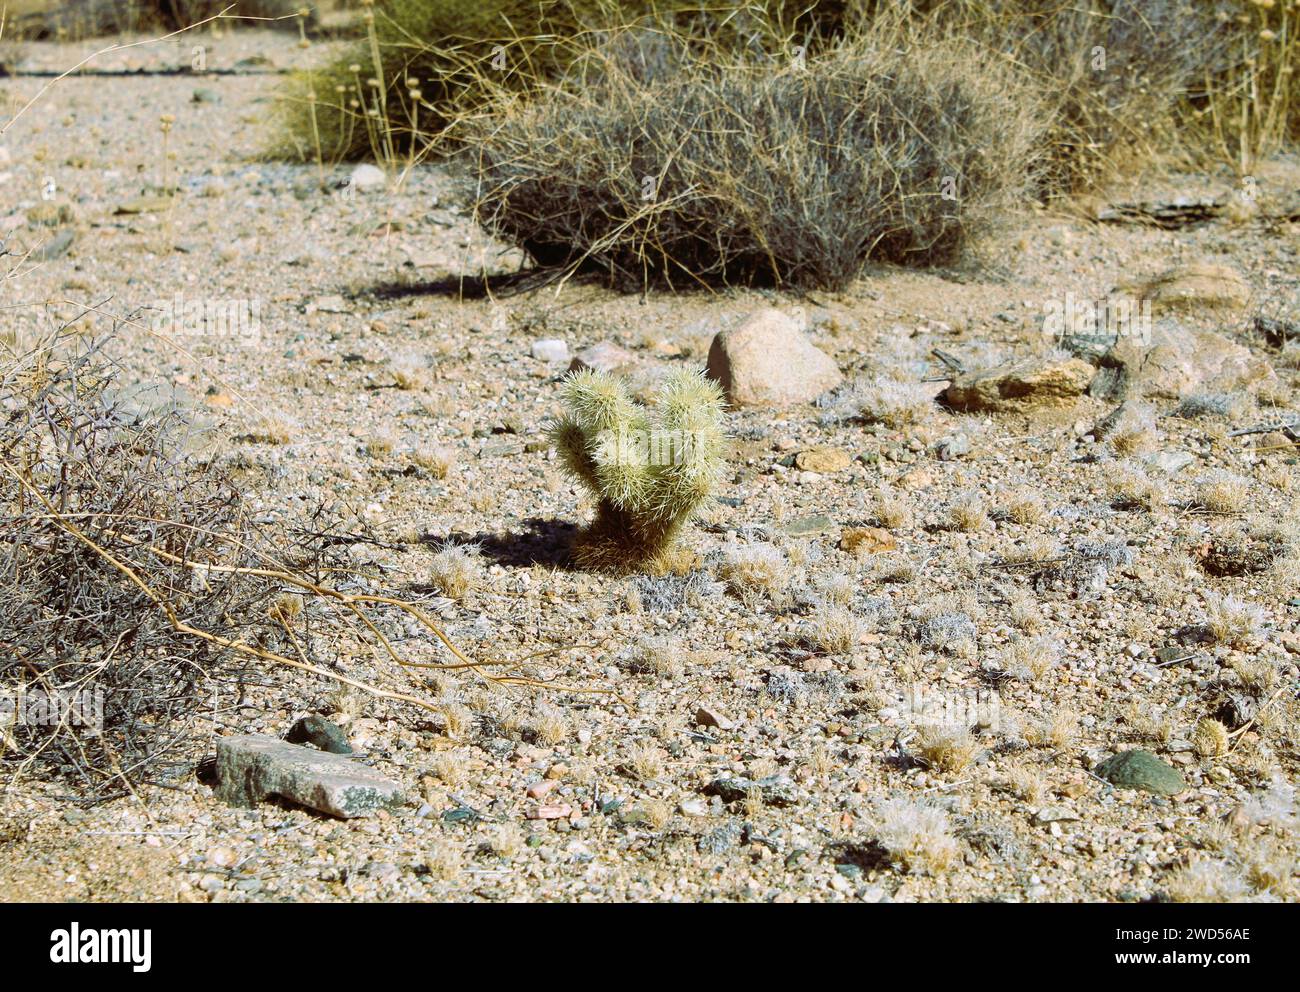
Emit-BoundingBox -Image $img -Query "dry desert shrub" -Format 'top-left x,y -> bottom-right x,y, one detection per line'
0,330 -> 578,796
0,336 -> 273,796
1192,0 -> 1300,171
1007,589 -> 1046,634
469,27 -> 1043,289
273,0 -> 607,163
917,0 -> 1230,189
1174,392 -> 1250,421
278,0 -> 1294,194
272,0 -> 825,163
11,0 -> 310,39
813,572 -> 854,607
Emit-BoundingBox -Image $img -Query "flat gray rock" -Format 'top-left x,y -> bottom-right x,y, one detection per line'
705,775 -> 798,808
215,734 -> 404,818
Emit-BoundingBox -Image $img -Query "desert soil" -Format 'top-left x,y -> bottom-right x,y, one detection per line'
1,27 -> 1298,903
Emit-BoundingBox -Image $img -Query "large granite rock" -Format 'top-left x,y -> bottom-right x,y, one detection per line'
706,308 -> 842,408
1107,321 -> 1277,400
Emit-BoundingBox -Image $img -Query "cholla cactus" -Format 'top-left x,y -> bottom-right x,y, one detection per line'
550,368 -> 725,572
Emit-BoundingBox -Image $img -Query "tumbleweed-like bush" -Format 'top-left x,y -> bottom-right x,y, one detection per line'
0,328 -> 579,798
10,0 -> 312,39
922,0 -> 1231,190
469,30 -> 1044,289
0,334 -> 274,797
270,0 -> 849,163
550,368 -> 725,573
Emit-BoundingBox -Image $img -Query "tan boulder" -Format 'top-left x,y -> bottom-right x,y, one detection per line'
840,527 -> 897,555
1110,322 -> 1277,400
795,446 -> 851,473
942,356 -> 1096,413
707,308 -> 843,409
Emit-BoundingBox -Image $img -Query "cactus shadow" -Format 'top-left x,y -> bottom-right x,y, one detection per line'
446,518 -> 578,569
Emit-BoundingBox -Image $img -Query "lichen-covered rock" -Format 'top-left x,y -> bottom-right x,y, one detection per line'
783,514 -> 837,537
215,734 -> 403,818
698,819 -> 744,854
1094,749 -> 1187,796
705,775 -> 798,807
285,714 -> 352,754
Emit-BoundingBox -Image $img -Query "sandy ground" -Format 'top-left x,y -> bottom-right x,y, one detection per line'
1,27 -> 1298,903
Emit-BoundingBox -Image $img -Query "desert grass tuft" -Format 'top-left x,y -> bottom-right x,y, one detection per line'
916,725 -> 979,774
410,444 -> 457,479
1203,591 -> 1266,648
1001,634 -> 1060,682
806,603 -> 864,655
428,542 -> 482,601
721,544 -> 792,607
1193,717 -> 1230,759
947,495 -> 990,533
1194,471 -> 1251,514
872,797 -> 961,875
